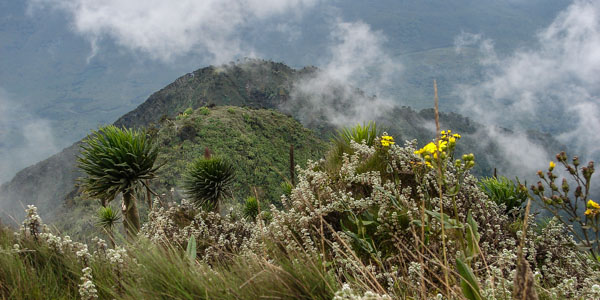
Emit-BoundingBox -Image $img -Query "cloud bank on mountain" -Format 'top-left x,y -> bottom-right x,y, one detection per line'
454,0 -> 600,172
285,20 -> 402,127
0,88 -> 59,184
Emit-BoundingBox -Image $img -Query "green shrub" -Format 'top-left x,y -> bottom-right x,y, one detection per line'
243,196 -> 259,220
478,176 -> 528,214
199,107 -> 210,115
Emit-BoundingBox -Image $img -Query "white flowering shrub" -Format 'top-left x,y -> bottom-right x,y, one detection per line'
78,267 -> 98,300
141,199 -> 253,262
333,284 -> 392,300
245,137 -> 600,298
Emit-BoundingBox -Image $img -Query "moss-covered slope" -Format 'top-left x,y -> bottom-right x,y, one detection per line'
152,106 -> 325,203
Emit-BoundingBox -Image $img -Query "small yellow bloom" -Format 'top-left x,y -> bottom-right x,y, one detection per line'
438,140 -> 447,151
423,142 -> 437,154
549,161 -> 556,171
585,209 -> 594,216
453,133 -> 461,139
381,135 -> 395,147
587,200 -> 600,209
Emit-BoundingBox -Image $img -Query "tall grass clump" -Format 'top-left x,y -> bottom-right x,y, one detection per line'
478,176 -> 528,214
327,122 -> 380,169
123,241 -> 338,300
2,204 -> 340,300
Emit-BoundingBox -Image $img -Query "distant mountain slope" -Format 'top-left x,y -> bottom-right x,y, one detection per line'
113,60 -> 311,128
0,142 -> 81,224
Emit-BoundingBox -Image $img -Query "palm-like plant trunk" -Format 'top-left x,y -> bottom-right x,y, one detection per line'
103,228 -> 117,248
145,179 -> 153,209
122,191 -> 141,239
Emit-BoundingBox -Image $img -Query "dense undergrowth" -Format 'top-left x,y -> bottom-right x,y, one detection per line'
1,122 -> 599,300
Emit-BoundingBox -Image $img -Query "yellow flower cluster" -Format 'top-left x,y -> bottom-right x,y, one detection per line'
549,161 -> 556,171
414,140 -> 447,156
381,134 -> 395,147
413,130 -> 469,169
441,130 -> 461,146
585,199 -> 600,216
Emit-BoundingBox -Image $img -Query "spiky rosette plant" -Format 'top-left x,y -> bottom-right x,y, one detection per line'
243,196 -> 259,220
97,206 -> 120,247
478,176 -> 528,215
331,122 -> 378,156
78,125 -> 161,238
327,122 -> 380,171
183,157 -> 235,212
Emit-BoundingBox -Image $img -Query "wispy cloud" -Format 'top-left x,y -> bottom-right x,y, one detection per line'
455,0 -> 600,168
284,20 -> 402,127
0,88 -> 59,184
27,0 -> 321,63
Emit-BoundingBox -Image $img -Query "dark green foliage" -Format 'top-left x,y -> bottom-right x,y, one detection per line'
96,206 -> 120,230
280,181 -> 293,197
456,258 -> 483,300
96,206 -> 120,247
243,196 -> 259,220
77,125 -> 160,205
77,125 -> 161,237
183,157 -> 235,211
114,60 -> 300,129
478,176 -> 528,213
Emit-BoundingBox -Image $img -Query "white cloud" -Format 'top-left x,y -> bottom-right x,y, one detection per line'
28,0 -> 321,63
455,0 -> 600,167
285,20 -> 402,127
0,88 -> 59,183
